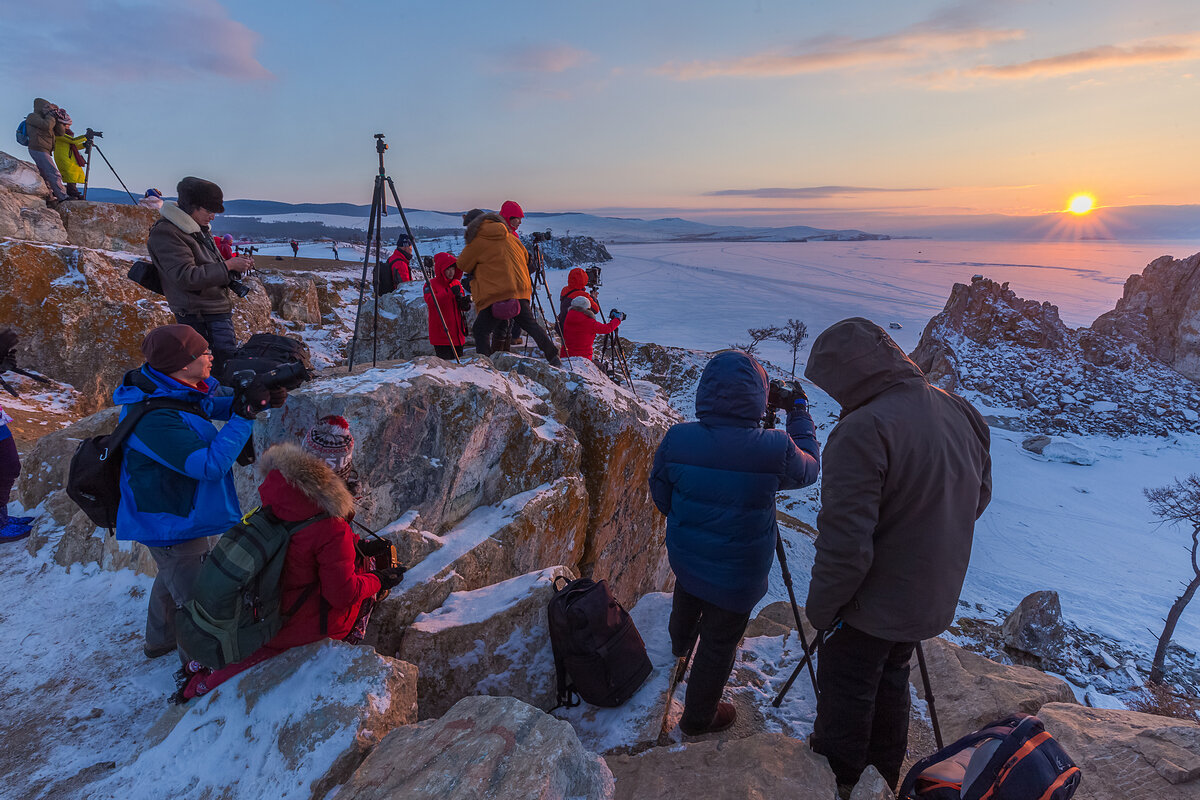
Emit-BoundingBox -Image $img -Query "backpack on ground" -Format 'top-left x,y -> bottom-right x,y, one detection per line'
898,713 -> 1081,800
176,508 -> 329,669
220,333 -> 313,383
15,120 -> 28,147
126,260 -> 163,295
548,576 -> 653,708
66,399 -> 208,529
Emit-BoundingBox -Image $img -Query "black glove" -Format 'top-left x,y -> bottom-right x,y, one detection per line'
268,386 -> 288,408
790,381 -> 809,408
373,566 -> 405,591
232,378 -> 271,419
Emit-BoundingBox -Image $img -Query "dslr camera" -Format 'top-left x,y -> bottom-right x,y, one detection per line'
585,266 -> 602,289
529,230 -> 552,244
227,278 -> 252,298
228,360 -> 313,394
84,127 -> 103,141
609,308 -> 627,322
767,379 -> 807,410
357,537 -> 400,571
421,255 -> 434,271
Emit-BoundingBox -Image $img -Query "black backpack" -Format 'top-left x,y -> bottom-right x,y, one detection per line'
220,333 -> 313,383
66,399 -> 209,529
548,576 -> 652,708
127,260 -> 163,295
899,713 -> 1081,800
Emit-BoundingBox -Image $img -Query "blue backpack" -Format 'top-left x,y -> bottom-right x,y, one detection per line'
899,714 -> 1081,800
15,120 -> 28,147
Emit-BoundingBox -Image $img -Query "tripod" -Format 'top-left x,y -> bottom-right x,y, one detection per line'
81,129 -> 135,203
347,134 -> 457,371
519,241 -> 573,369
598,325 -> 634,388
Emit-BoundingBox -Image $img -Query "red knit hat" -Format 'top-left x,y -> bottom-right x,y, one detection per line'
303,415 -> 355,475
500,200 -> 523,220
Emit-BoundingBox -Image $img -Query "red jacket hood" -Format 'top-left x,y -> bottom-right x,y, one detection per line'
255,443 -> 354,522
563,267 -> 588,296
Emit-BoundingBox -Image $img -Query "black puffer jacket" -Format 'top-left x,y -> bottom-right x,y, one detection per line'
147,202 -> 233,316
804,318 -> 991,641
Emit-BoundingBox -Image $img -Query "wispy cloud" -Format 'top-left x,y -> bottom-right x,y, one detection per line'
0,0 -> 271,83
497,44 -> 594,73
655,26 -> 1023,80
955,33 -> 1200,80
704,186 -> 934,199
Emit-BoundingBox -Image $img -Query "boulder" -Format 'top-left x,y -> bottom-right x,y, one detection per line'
914,637 -> 1076,741
348,283 -> 437,363
1002,590 -> 1066,663
1039,702 -> 1200,799
1021,434 -> 1052,454
850,765 -> 896,800
337,695 -> 614,800
606,732 -> 836,799
0,149 -> 51,196
88,641 -> 418,800
262,273 -> 323,324
0,150 -> 68,243
57,200 -> 158,255
399,565 -> 575,719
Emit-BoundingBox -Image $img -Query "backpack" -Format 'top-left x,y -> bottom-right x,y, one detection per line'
899,714 -> 1081,800
15,120 -> 28,147
220,333 -> 313,384
175,507 -> 329,669
66,399 -> 208,529
126,260 -> 163,295
548,576 -> 653,708
375,255 -> 397,296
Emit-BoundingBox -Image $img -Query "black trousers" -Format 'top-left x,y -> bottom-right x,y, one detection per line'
175,312 -> 237,376
810,624 -> 916,789
433,343 -> 463,360
473,300 -> 557,361
668,586 -> 751,729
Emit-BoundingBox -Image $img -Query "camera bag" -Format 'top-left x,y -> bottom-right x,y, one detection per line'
220,333 -> 313,384
66,399 -> 208,529
374,256 -> 397,296
491,298 -> 521,320
126,260 -> 164,295
548,576 -> 653,709
898,713 -> 1081,800
176,507 -> 329,669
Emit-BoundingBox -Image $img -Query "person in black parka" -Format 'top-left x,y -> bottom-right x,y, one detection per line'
650,349 -> 820,736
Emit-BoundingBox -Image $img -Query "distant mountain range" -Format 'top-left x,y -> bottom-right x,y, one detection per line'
83,188 -> 1200,242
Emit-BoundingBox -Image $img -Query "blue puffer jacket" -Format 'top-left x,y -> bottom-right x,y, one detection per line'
650,351 -> 821,613
112,365 -> 253,546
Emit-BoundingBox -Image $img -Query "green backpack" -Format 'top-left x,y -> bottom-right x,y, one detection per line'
177,507 -> 328,670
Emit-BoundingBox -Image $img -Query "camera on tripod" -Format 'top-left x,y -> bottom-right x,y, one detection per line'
84,127 -> 103,141
609,308 -> 627,322
767,379 -> 805,410
422,255 -> 434,271
529,230 -> 552,244
239,245 -> 259,256
585,266 -> 602,289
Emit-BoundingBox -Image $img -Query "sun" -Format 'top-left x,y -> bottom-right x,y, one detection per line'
1067,193 -> 1095,215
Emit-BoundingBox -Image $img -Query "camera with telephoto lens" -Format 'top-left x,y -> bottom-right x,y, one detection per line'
585,266 -> 602,289
85,127 -> 103,140
609,308 -> 626,322
229,360 -> 313,394
358,537 -> 399,570
227,278 -> 252,298
767,379 -> 806,410
529,230 -> 552,243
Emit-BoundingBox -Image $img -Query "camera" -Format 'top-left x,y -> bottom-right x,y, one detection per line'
767,379 -> 806,410
227,278 -> 252,298
239,245 -> 259,256
357,537 -> 399,570
529,230 -> 552,243
85,127 -> 103,140
609,308 -> 626,321
229,360 -> 313,393
585,266 -> 602,289
422,255 -> 434,271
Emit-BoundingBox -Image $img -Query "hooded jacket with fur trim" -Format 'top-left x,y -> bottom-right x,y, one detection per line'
456,212 -> 531,312
24,98 -> 64,153
147,202 -> 234,316
255,443 -> 381,649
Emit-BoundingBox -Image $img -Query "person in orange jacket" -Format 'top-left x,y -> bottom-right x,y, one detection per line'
561,295 -> 621,360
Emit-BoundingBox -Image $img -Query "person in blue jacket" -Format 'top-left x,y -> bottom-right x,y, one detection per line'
114,325 -> 276,660
650,349 -> 820,736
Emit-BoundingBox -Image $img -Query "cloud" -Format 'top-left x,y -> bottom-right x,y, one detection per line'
0,0 -> 271,83
704,186 -> 934,199
654,25 -> 1023,80
957,33 -> 1200,80
497,44 -> 593,73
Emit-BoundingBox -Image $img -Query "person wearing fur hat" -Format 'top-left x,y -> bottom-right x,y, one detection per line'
176,442 -> 401,700
561,295 -> 621,361
423,252 -> 470,360
457,209 -> 560,366
147,177 -> 254,372
115,324 -> 276,660
24,98 -> 68,205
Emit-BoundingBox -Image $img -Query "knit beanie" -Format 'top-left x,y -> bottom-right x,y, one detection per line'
141,324 -> 209,374
303,415 -> 355,475
500,200 -> 523,220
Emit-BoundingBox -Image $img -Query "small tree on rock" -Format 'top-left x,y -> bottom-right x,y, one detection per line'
1144,474 -> 1200,685
773,319 -> 809,377
731,326 -> 781,357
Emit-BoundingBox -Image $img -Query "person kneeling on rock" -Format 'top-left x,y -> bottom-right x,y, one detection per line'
560,295 -> 620,361
176,442 -> 403,701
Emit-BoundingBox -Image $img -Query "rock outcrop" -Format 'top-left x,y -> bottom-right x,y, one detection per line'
338,695 -> 615,800
533,234 -> 613,271
909,273 -> 1200,436
1002,590 -> 1067,665
57,200 -> 157,255
0,150 -> 68,243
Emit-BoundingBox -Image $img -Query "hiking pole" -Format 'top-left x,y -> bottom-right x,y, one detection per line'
770,532 -> 820,707
915,641 -> 944,749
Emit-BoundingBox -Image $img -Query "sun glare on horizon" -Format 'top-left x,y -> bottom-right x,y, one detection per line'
1067,193 -> 1096,215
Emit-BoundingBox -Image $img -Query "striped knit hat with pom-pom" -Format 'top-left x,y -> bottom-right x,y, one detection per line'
302,415 -> 355,475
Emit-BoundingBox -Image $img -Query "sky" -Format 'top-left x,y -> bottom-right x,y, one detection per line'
2,0 -> 1198,230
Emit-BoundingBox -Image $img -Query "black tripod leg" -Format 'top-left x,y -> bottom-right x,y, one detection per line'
771,533 -> 819,704
347,177 -> 382,372
771,646 -> 816,708
915,641 -> 943,749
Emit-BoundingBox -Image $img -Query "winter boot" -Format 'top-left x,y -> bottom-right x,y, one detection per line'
0,519 -> 31,542
679,701 -> 737,736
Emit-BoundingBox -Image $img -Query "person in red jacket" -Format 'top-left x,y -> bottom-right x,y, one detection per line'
214,234 -> 235,260
386,233 -> 414,285
424,252 -> 470,360
176,442 -> 403,700
558,267 -> 599,326
561,295 -> 621,360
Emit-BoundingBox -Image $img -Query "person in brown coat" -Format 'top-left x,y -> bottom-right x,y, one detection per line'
803,317 -> 991,794
24,98 -> 68,204
457,211 -> 559,365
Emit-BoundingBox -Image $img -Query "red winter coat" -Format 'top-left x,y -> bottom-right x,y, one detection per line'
214,237 -> 234,260
561,307 -> 620,360
559,267 -> 600,322
387,249 -> 412,283
424,270 -> 469,347
255,444 -> 381,650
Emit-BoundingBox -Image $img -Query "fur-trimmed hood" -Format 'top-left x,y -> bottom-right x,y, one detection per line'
256,442 -> 355,520
159,201 -> 202,234
464,212 -> 507,244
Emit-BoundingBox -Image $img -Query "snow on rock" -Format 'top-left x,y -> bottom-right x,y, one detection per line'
0,149 -> 67,243
1084,688 -> 1129,710
337,695 -> 615,800
910,273 -> 1200,436
1039,703 -> 1200,798
555,591 -> 677,755
57,200 -> 158,255
399,565 -> 573,719
87,640 -> 417,800
1039,440 -> 1098,466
